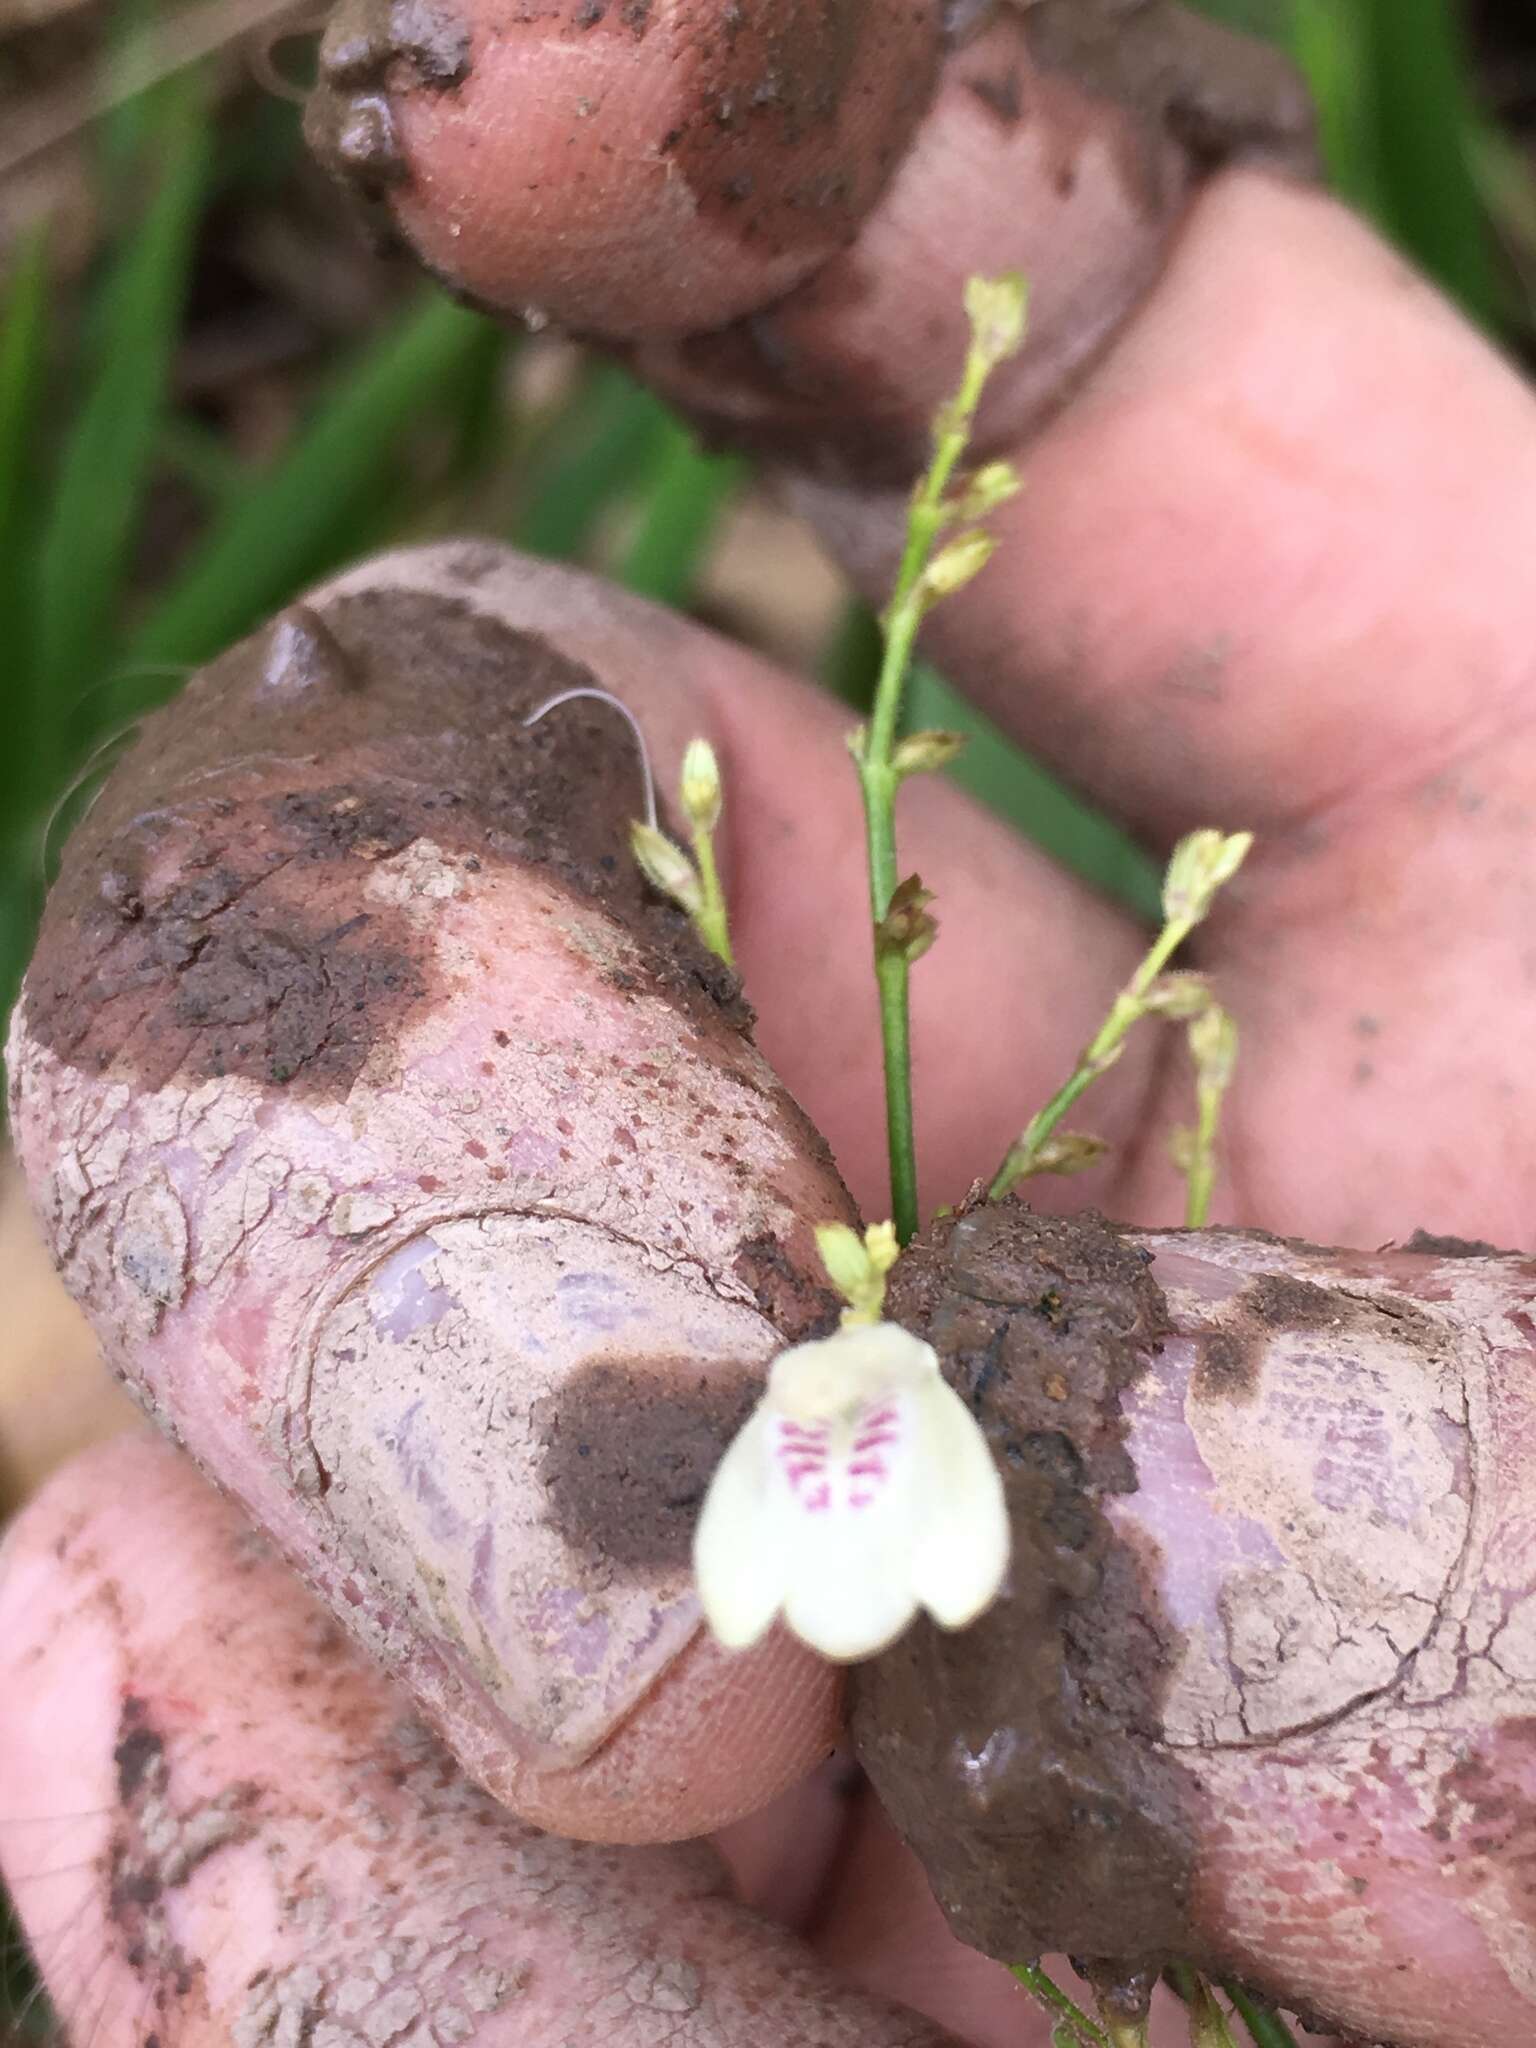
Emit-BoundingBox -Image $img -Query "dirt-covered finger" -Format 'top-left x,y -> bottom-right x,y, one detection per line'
4,540 -> 1145,1847
0,1435 -> 968,2048
304,0 -> 1313,470
848,1205 -> 1536,2048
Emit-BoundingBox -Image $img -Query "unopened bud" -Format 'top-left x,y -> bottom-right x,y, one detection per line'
1144,971 -> 1212,1021
1019,1130 -> 1109,1179
630,821 -> 702,915
921,530 -> 995,605
877,875 -> 938,963
1190,1003 -> 1239,1089
680,737 -> 722,832
815,1219 -> 901,1324
1162,829 -> 1254,928
954,459 -> 1022,523
964,271 -> 1028,366
893,729 -> 968,778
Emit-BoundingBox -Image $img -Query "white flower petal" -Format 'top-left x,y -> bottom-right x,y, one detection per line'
693,1407 -> 788,1650
692,1319 -> 1010,1661
910,1377 -> 1010,1630
772,1389 -> 924,1660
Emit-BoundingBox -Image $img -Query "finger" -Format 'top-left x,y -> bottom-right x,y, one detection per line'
0,1434 -> 966,2048
307,0 -> 1312,458
7,540 -> 1147,1847
304,0 -> 1536,1251
846,1205 -> 1536,2048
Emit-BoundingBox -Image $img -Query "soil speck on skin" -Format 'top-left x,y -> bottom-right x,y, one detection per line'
1405,1229 -> 1521,1260
1191,1325 -> 1259,1402
114,1696 -> 164,1801
536,1358 -> 760,1571
853,1200 -> 1199,1990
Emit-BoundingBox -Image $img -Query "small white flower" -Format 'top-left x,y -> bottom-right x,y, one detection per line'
693,1321 -> 1010,1662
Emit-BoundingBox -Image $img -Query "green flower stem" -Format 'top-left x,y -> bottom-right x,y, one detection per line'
1220,1983 -> 1300,2048
860,317 -> 1005,1245
988,915 -> 1192,1202
1009,1965 -> 1111,2048
1166,1966 -> 1241,2048
690,819 -> 733,969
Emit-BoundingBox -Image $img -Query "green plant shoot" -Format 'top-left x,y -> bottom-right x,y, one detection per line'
1010,1963 -> 1110,2048
853,271 -> 1028,1244
989,829 -> 1253,1204
630,735 -> 734,968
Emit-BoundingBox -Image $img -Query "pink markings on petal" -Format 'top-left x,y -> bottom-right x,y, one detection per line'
771,1394 -> 911,1520
773,1419 -> 831,1514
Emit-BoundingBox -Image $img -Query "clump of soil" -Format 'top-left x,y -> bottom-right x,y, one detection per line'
852,1198 -> 1199,2000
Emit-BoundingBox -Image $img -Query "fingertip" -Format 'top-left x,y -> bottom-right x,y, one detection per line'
309,0 -> 944,336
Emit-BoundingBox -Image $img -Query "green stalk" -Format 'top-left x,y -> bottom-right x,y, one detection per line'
859,276 -> 1026,1243
1220,1983 -> 1300,2048
1167,1965 -> 1241,2048
989,916 -> 1191,1201
989,830 -> 1251,1203
1010,1964 -> 1111,2048
691,823 -> 733,970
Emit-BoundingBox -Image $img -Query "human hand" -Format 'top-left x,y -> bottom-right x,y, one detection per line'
5,6 -> 1536,2046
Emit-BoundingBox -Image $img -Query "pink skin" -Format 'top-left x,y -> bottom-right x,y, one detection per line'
6,0 -> 1536,2040
0,1438 -> 961,2048
327,0 -> 947,336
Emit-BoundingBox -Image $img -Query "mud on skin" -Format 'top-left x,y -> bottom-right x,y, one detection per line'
7,542 -> 855,1831
7,1452 -> 939,2048
853,1200 -> 1200,2006
857,1206 -> 1536,2046
303,0 -> 1314,479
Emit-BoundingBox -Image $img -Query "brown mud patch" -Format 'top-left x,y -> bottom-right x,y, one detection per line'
23,586 -> 748,1102
537,1356 -> 762,1572
852,1199 -> 1198,1997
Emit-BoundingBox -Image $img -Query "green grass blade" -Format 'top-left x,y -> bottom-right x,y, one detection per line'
1355,0 -> 1501,327
515,363 -> 671,563
129,295 -> 504,678
0,225 -> 52,782
617,416 -> 745,610
1289,0 -> 1380,214
33,81 -> 210,773
1221,1983 -> 1300,2048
